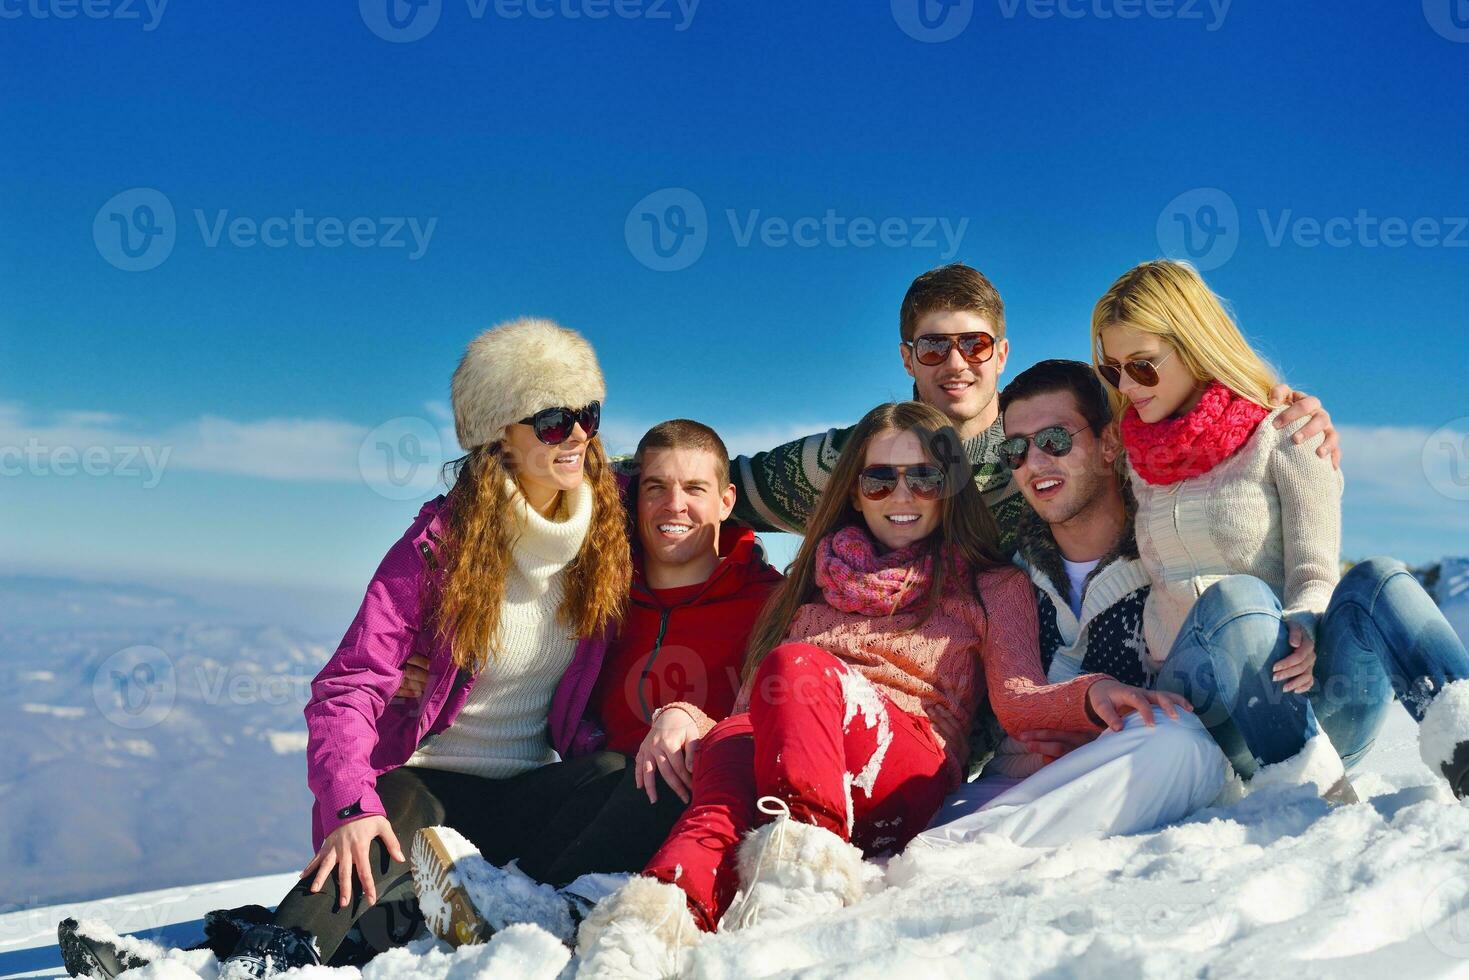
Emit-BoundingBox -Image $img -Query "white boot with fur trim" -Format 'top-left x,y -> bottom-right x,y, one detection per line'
574,875 -> 699,979
1247,730 -> 1359,805
720,797 -> 869,932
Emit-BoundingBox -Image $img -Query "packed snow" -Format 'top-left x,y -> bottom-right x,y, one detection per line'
3,561 -> 1467,977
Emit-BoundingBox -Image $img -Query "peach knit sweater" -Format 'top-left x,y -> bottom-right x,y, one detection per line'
673,566 -> 1104,782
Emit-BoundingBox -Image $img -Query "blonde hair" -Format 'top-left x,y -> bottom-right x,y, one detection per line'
1089,260 -> 1278,418
433,438 -> 629,672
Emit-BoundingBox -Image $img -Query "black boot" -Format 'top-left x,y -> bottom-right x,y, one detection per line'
218,924 -> 320,980
58,919 -> 153,980
1441,741 -> 1469,800
201,906 -> 275,959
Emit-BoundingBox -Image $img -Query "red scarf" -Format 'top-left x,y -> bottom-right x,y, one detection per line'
1121,381 -> 1270,485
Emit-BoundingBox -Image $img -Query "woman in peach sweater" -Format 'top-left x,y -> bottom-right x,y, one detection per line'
573,401 -> 1178,978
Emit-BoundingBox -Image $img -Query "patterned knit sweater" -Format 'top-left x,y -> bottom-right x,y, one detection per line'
728,415 -> 1030,554
1131,406 -> 1343,673
672,566 -> 1105,785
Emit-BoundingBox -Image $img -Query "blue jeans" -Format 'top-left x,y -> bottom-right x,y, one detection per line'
1154,558 -> 1469,777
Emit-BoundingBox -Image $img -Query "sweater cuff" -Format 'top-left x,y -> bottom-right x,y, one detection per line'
1282,608 -> 1321,641
655,702 -> 718,739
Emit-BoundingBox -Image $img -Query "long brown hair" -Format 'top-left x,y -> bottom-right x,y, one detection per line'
432,436 -> 630,672
741,401 -> 1009,681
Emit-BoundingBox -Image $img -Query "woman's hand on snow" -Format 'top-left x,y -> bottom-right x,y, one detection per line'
635,707 -> 701,805
394,654 -> 430,699
1274,621 -> 1318,694
1015,728 -> 1097,762
1085,679 -> 1193,732
301,815 -> 404,908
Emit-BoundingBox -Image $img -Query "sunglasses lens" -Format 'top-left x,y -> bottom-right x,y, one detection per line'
1098,364 -> 1122,388
1126,361 -> 1161,387
998,436 -> 1028,470
579,401 -> 602,438
913,337 -> 948,366
957,334 -> 994,363
533,409 -> 574,445
1034,427 -> 1074,457
906,465 -> 945,499
859,467 -> 898,500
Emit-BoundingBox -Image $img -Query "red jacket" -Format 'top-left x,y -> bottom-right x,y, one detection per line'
591,525 -> 783,754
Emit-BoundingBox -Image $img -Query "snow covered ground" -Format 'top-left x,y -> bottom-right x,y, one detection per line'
5,560 -> 1467,978
6,708 -> 1469,980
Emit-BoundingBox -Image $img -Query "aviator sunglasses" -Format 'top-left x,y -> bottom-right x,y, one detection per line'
903,332 -> 997,367
518,401 -> 602,445
858,463 -> 946,501
1097,349 -> 1175,389
998,425 -> 1086,470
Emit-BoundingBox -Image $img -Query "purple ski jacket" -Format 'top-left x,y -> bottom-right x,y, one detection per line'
304,494 -> 612,849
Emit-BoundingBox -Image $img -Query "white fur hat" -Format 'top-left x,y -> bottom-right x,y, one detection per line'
451,317 -> 606,450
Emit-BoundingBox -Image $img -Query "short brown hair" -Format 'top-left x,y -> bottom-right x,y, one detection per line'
899,262 -> 1006,342
634,419 -> 731,487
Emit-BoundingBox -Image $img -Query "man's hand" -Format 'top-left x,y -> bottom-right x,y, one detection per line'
1014,728 -> 1097,763
394,654 -> 430,700
1270,385 -> 1341,470
634,707 -> 701,804
300,815 -> 404,908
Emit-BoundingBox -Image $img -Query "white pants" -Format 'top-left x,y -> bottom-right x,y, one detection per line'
915,711 -> 1228,849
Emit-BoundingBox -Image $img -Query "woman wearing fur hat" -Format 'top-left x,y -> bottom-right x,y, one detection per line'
58,318 -> 632,980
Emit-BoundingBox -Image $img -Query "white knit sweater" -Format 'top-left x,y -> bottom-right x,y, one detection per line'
1131,407 -> 1343,673
407,478 -> 592,779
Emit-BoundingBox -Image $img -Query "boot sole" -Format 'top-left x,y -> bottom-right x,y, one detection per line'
410,827 -> 491,948
57,920 -> 143,980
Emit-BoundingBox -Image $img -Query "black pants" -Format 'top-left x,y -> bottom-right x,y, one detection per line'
269,752 -> 690,962
270,752 -> 626,961
527,755 -> 690,887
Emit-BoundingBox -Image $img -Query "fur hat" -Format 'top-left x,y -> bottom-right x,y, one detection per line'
451,317 -> 606,450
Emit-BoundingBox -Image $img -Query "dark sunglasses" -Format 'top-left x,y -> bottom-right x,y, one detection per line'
998,425 -> 1086,470
904,332 -> 997,367
1097,349 -> 1175,389
518,401 -> 601,445
858,463 -> 946,501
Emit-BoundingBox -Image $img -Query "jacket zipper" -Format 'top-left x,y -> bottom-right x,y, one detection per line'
637,606 -> 674,723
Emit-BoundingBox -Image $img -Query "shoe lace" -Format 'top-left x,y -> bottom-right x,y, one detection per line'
729,796 -> 792,931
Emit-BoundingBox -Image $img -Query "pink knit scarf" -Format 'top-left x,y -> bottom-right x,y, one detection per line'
815,525 -> 956,616
1121,380 -> 1270,485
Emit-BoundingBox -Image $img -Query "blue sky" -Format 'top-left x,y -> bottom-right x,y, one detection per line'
3,0 -> 1467,623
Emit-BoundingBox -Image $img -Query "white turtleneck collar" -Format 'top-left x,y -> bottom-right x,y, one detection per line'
506,477 -> 593,588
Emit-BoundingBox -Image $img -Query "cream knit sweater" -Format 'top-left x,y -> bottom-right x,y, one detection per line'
407,478 -> 592,779
1132,406 -> 1343,673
